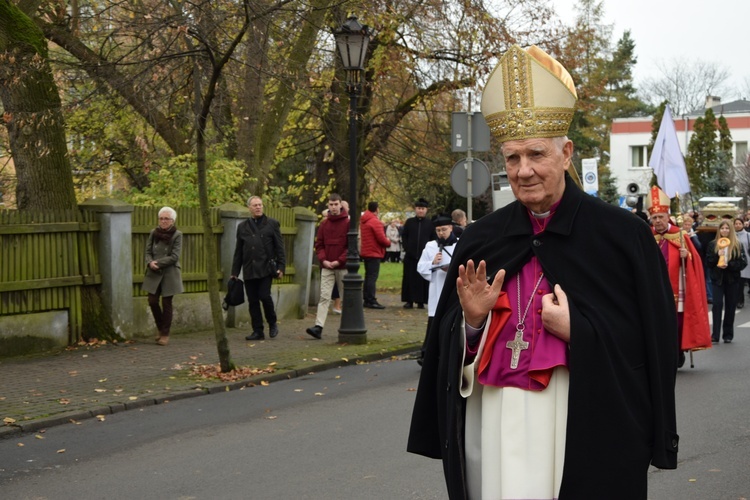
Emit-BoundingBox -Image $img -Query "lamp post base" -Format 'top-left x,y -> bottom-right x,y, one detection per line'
338,245 -> 367,343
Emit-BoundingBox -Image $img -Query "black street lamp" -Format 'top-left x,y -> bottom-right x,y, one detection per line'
333,16 -> 371,344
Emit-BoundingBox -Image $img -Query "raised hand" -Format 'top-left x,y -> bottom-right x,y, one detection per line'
457,260 -> 505,328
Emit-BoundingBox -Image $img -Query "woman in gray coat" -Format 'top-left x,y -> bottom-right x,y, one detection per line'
143,207 -> 184,345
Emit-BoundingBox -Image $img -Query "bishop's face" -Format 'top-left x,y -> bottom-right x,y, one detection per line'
651,213 -> 669,233
501,137 -> 572,213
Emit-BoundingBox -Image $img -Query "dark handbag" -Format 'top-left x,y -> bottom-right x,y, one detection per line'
267,259 -> 279,277
222,277 -> 245,310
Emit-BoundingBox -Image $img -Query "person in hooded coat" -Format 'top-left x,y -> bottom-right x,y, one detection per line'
407,45 -> 678,500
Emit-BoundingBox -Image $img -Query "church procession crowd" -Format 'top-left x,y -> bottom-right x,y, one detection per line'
137,45 -> 748,500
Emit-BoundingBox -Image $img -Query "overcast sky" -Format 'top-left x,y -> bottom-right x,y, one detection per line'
550,0 -> 750,100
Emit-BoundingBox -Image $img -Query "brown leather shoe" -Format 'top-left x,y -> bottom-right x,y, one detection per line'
156,336 -> 169,346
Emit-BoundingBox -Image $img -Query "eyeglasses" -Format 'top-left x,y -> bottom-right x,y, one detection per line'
159,217 -> 173,221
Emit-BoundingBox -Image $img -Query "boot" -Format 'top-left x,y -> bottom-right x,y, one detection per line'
156,336 -> 169,346
306,325 -> 322,339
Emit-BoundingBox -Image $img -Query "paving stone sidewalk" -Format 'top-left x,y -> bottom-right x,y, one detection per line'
0,292 -> 427,439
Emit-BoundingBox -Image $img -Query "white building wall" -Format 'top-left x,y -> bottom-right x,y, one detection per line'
610,113 -> 750,199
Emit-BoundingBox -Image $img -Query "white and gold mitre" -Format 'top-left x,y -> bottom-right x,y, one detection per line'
481,45 -> 577,143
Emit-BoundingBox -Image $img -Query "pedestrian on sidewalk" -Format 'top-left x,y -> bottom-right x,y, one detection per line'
231,196 -> 286,341
416,215 -> 457,364
360,201 -> 391,309
385,219 -> 402,263
401,198 -> 434,309
143,206 -> 184,346
307,194 -> 348,340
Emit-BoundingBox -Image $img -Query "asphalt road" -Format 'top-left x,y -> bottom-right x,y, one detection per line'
1,311 -> 749,499
0,356 -> 446,499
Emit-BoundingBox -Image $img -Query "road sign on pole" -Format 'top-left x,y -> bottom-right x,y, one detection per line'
450,159 -> 491,197
451,113 -> 491,152
582,158 -> 599,195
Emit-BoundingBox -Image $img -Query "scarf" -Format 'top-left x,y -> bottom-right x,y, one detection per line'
437,232 -> 458,248
154,225 -> 176,243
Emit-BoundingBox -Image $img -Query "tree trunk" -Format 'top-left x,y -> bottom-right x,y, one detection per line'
0,3 -> 76,210
0,1 -> 117,342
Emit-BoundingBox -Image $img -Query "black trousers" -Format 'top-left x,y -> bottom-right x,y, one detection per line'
244,275 -> 276,333
363,258 -> 380,304
712,279 -> 740,341
148,291 -> 174,336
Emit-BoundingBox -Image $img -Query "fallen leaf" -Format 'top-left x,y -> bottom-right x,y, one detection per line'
98,378 -> 107,383
57,449 -> 65,453
260,380 -> 270,386
94,388 -> 106,393
95,415 -> 106,421
689,479 -> 697,482
294,389 -> 303,392
68,371 -> 78,376
59,399 -> 70,405
341,357 -> 349,362
189,356 -> 198,360
128,396 -> 138,401
69,419 -> 81,425
0,397 -> 5,401
35,434 -> 44,440
17,443 -> 24,447
265,415 -> 277,420
114,389 -> 123,393
312,357 -> 322,361
335,375 -> 341,379
4,417 -> 16,425
406,387 -> 417,392
315,392 -> 324,396
225,386 -> 230,392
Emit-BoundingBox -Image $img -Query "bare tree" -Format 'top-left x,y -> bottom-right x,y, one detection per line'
639,58 -> 731,115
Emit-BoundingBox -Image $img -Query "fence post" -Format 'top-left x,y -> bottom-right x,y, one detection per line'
80,198 -> 135,337
219,202 -> 249,327
293,207 -> 317,318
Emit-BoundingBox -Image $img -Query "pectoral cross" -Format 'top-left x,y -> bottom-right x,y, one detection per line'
506,330 -> 529,370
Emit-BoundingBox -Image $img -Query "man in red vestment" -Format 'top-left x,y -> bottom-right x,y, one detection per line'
647,186 -> 712,366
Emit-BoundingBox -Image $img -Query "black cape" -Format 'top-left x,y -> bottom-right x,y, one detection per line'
407,176 -> 678,499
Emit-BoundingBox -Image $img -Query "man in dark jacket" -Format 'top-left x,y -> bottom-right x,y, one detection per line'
401,198 -> 434,309
360,201 -> 391,309
306,194 -> 348,339
231,196 -> 286,340
407,45 -> 678,499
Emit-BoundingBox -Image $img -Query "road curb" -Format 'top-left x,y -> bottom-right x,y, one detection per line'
1,344 -> 419,439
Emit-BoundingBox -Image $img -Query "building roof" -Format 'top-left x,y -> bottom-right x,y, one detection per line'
689,99 -> 750,116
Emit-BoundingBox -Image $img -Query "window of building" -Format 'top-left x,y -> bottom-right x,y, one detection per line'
735,141 -> 748,166
631,146 -> 648,167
